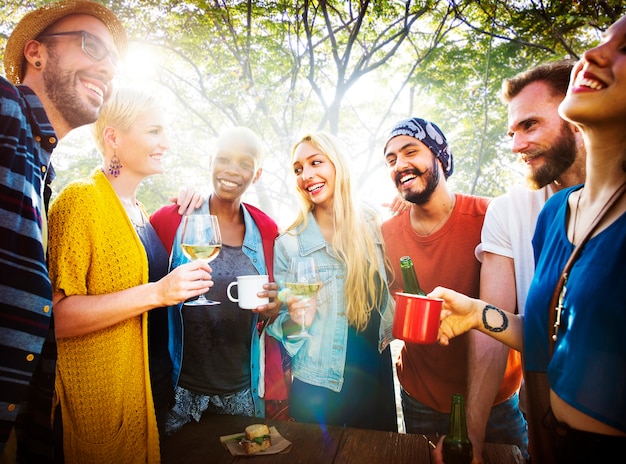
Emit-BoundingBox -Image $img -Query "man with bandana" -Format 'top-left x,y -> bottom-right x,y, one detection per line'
459,60 -> 586,464
381,117 -> 528,460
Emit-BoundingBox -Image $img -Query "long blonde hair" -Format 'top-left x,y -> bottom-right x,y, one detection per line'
288,132 -> 386,331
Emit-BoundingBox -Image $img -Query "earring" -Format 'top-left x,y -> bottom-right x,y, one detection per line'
35,61 -> 41,67
108,152 -> 123,177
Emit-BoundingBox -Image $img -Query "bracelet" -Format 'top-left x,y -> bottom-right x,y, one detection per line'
482,304 -> 508,333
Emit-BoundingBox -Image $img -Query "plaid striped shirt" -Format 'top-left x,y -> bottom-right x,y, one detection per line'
0,76 -> 56,452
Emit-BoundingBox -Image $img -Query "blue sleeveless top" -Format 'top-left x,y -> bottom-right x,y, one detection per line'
525,185 -> 626,433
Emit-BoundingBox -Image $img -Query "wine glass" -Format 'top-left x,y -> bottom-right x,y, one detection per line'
181,214 -> 222,306
285,257 -> 321,339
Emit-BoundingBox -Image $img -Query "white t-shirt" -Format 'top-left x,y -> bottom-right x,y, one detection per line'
475,184 -> 553,315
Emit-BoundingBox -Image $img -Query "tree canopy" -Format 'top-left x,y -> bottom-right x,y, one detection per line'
1,0 -> 623,226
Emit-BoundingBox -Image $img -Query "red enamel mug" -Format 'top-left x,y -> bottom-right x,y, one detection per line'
393,292 -> 443,344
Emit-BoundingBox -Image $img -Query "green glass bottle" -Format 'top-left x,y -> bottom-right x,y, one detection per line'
399,256 -> 426,296
443,394 -> 473,464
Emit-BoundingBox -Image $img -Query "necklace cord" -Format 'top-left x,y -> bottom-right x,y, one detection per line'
414,195 -> 455,236
549,181 -> 626,355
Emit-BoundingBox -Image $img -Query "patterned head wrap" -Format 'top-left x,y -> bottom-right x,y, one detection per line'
384,117 -> 454,178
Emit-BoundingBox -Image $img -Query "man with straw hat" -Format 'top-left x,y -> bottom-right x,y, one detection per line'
0,1 -> 126,461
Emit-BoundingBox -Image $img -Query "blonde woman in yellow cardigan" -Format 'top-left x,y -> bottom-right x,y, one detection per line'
47,87 -> 210,463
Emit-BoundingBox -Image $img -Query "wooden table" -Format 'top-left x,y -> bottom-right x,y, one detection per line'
162,414 -> 525,463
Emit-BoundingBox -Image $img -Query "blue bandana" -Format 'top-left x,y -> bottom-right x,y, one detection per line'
384,117 -> 454,178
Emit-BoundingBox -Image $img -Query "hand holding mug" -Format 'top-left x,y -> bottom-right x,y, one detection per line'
227,275 -> 270,310
393,292 -> 443,344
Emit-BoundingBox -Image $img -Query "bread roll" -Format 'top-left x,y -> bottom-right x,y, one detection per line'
241,424 -> 271,454
246,424 -> 270,440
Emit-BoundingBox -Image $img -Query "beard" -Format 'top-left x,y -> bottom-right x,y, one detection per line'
397,157 -> 441,206
43,51 -> 102,129
525,123 -> 578,190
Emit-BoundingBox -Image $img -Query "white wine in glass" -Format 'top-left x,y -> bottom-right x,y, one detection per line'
181,214 -> 222,306
180,244 -> 221,262
285,257 -> 321,339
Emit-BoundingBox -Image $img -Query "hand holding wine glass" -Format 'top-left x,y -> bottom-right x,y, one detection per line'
285,257 -> 321,339
181,214 -> 222,306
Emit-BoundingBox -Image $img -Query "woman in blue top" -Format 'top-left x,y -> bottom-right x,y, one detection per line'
430,15 -> 626,464
267,132 -> 397,431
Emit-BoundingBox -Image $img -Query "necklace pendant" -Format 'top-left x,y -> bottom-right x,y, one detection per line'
552,276 -> 568,342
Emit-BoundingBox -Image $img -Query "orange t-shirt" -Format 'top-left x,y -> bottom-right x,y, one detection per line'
382,194 -> 522,413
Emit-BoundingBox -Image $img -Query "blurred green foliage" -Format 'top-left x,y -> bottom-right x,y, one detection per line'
2,0 -> 623,225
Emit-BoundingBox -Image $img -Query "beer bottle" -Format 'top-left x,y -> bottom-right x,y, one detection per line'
399,256 -> 426,296
443,393 -> 473,464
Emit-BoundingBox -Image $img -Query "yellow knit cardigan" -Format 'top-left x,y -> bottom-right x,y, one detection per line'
48,169 -> 160,463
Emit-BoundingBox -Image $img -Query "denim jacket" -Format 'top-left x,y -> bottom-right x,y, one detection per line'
266,211 -> 394,393
168,203 -> 266,417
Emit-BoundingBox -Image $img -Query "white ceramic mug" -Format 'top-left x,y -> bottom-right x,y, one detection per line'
227,275 -> 270,309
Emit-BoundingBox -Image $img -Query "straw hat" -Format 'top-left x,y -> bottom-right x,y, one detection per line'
4,0 -> 127,85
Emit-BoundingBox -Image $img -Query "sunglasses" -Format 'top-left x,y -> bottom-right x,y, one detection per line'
37,30 -> 118,67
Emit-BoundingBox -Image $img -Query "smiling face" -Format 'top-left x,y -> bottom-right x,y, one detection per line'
210,149 -> 260,202
39,14 -> 118,129
209,127 -> 262,202
292,141 -> 336,210
559,16 -> 626,128
384,135 -> 441,205
507,81 -> 579,189
114,107 -> 169,179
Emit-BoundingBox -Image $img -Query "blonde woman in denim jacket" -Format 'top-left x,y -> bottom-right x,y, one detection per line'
267,132 -> 397,431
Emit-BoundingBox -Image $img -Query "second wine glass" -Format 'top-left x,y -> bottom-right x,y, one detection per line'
181,214 -> 222,306
285,257 -> 321,339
